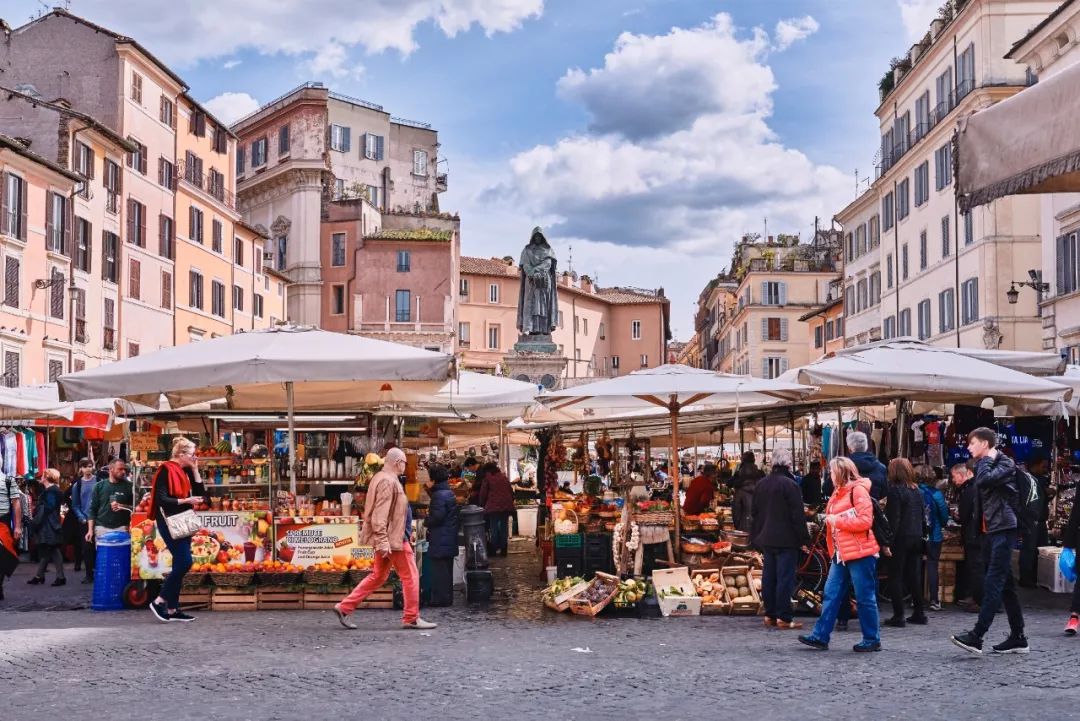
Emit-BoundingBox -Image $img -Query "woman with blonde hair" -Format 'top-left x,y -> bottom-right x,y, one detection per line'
27,469 -> 65,586
798,456 -> 881,652
148,437 -> 205,623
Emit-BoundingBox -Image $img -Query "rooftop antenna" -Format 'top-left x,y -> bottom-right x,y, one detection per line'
567,244 -> 573,274
854,168 -> 859,196
763,217 -> 768,241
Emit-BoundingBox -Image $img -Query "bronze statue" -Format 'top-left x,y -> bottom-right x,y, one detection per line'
516,227 -> 558,337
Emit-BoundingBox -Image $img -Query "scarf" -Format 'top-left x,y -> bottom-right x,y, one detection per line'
150,461 -> 191,518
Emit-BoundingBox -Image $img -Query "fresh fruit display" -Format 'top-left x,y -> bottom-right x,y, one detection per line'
577,576 -> 618,604
692,572 -> 728,605
658,585 -> 685,599
356,453 -> 383,488
613,578 -> 648,605
635,500 -> 671,513
542,576 -> 585,601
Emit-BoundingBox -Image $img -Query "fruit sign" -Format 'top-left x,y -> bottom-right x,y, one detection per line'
274,517 -> 361,568
129,510 -> 274,579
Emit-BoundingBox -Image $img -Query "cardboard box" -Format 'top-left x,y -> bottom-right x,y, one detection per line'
652,567 -> 702,617
1038,546 -> 1076,594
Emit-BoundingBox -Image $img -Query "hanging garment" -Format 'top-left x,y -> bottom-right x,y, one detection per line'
13,432 -> 26,477
35,431 -> 46,476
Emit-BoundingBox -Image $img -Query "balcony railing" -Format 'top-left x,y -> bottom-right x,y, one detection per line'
102,327 -> 116,351
74,319 -> 87,344
436,173 -> 448,192
176,159 -> 236,210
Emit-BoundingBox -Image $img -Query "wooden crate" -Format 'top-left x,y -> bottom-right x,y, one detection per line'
257,586 -> 304,611
211,587 -> 258,612
303,584 -> 395,610
567,572 -> 620,617
721,565 -> 761,615
690,569 -> 730,615
178,588 -> 211,610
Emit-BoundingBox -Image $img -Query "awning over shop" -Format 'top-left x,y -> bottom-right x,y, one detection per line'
957,59 -> 1080,212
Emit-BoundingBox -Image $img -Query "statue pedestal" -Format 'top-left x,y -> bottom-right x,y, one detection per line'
504,335 -> 567,390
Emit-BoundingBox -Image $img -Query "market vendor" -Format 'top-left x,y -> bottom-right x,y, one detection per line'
683,463 -> 718,516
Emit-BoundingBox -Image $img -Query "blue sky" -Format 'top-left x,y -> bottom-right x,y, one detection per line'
6,0 -> 944,339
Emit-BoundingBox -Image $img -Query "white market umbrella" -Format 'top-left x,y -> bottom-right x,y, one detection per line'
376,371 -> 540,421
1047,365 -> 1080,415
0,385 -> 75,421
538,364 -> 816,552
58,325 -> 453,491
780,339 -> 1071,413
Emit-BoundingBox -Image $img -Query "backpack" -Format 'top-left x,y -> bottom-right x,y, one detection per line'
850,485 -> 893,549
1013,469 -> 1041,534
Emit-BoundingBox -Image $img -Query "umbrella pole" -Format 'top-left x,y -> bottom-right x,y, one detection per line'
762,416 -> 768,463
896,398 -> 907,458
789,410 -> 796,466
671,400 -> 681,562
287,381 -> 296,494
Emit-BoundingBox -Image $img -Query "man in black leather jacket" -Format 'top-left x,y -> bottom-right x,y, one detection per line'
951,428 -> 1027,656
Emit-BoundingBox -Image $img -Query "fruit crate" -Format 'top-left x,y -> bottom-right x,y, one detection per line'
690,568 -> 730,616
211,587 -> 258,611
721,565 -> 761,615
543,579 -> 589,612
568,572 -> 621,617
303,583 -> 394,610
257,585 -> 304,611
178,588 -> 211,610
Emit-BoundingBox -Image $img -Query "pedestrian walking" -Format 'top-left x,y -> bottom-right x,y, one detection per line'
951,461 -> 983,609
69,459 -> 98,583
732,451 -> 763,532
883,459 -> 927,627
334,448 -> 435,630
797,456 -> 881,653
27,469 -> 65,587
845,431 -> 887,500
751,449 -> 810,630
425,464 -> 459,607
480,462 -> 514,556
951,428 -> 1029,655
148,437 -> 205,623
0,471 -> 23,599
86,458 -> 133,542
917,464 -> 949,611
1061,486 -> 1080,635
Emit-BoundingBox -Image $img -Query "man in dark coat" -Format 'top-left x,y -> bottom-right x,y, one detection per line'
751,449 -> 810,630
732,452 -> 764,532
424,465 -> 459,607
801,461 -> 823,508
846,431 -> 887,500
952,461 -> 982,608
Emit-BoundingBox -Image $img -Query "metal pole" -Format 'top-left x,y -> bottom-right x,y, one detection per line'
671,400 -> 682,561
762,415 -> 768,463
896,398 -> 907,458
287,381 -> 296,494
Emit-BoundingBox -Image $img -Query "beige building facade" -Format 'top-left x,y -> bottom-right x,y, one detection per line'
836,0 -> 1056,352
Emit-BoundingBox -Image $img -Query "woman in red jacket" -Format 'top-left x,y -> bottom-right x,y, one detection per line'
798,456 -> 882,653
479,462 -> 515,557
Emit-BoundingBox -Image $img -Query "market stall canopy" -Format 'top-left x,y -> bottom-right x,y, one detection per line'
376,372 -> 540,420
779,339 -> 1072,413
950,347 -> 1066,377
0,385 -> 74,421
957,59 -> 1080,212
57,325 -> 454,409
537,365 -> 815,416
1047,365 -> 1080,414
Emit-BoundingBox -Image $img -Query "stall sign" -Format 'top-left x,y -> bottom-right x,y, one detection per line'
129,432 -> 161,453
129,510 -> 274,579
274,517 -> 361,567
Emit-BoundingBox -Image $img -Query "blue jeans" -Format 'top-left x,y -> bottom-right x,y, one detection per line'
975,530 -> 1024,638
810,555 -> 880,646
761,546 -> 798,623
487,513 -> 510,555
157,517 -> 193,610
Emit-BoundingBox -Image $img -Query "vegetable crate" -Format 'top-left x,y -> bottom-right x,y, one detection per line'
652,567 -> 701,617
257,586 -> 304,611
567,571 -> 620,617
544,580 -> 590,612
721,565 -> 761,615
690,568 -> 730,615
178,589 -> 211,611
211,587 -> 258,612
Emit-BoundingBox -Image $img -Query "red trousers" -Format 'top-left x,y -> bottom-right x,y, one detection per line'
338,544 -> 419,623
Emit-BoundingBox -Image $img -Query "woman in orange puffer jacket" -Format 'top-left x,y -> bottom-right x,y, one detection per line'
798,456 -> 882,653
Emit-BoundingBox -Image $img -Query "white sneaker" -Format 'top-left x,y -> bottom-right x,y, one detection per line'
402,618 -> 437,630
929,601 -> 942,612
333,604 -> 358,630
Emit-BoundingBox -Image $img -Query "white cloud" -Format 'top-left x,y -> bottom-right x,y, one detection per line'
222,59 -> 241,70
478,12 -> 850,325
303,41 -> 363,79
204,92 -> 261,124
27,0 -> 543,68
897,0 -> 940,42
774,15 -> 819,51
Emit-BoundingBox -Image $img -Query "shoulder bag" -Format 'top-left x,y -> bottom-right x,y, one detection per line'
160,506 -> 200,539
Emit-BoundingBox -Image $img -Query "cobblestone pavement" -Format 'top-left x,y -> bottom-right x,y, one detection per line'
3,551 -> 1080,721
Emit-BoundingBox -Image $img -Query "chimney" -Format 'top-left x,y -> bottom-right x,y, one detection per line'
580,275 -> 593,293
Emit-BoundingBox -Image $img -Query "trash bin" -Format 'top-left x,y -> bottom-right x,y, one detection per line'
92,531 -> 131,611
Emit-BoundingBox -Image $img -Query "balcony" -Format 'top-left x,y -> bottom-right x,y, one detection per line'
102,327 -> 116,351
436,173 -> 448,192
176,159 -> 236,211
74,319 -> 87,344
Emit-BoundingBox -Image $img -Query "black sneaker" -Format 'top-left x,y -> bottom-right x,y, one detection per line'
991,634 -> 1030,655
853,641 -> 882,652
950,631 -> 983,655
798,634 -> 829,650
907,615 -> 929,625
149,600 -> 172,623
883,617 -> 906,628
50,578 -> 66,587
169,610 -> 196,623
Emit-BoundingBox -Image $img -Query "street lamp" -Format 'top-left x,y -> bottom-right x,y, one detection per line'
1006,269 -> 1050,305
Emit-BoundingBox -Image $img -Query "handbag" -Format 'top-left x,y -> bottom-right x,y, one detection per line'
160,507 -> 200,539
849,486 -> 893,548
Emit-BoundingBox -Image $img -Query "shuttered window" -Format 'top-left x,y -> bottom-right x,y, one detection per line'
102,231 -> 119,282
48,359 -> 63,382
128,259 -> 141,300
75,218 -> 92,272
212,219 -> 223,253
4,256 -> 19,307
159,214 -> 174,259
49,268 -> 65,319
3,351 -> 19,387
127,198 -> 146,246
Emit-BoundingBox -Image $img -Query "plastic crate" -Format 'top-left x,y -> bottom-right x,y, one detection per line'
554,532 -> 584,548
554,545 -> 584,579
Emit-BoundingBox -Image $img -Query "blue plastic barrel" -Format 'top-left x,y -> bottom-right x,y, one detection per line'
92,531 -> 131,611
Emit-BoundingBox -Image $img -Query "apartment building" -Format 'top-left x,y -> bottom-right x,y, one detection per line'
799,278 -> 846,361
1006,0 -> 1080,359
691,275 -> 738,371
837,0 -> 1055,352
1,9 -> 285,364
458,257 -> 670,377
232,83 -> 447,327
721,232 -> 841,378
319,198 -> 459,353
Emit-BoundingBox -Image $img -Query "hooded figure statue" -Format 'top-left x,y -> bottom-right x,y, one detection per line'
517,227 -> 559,336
